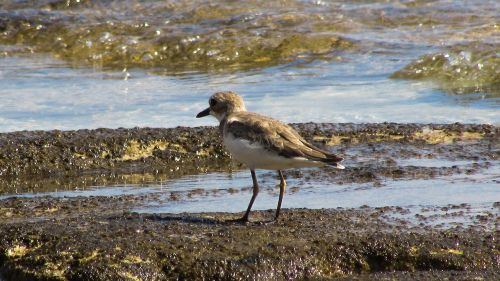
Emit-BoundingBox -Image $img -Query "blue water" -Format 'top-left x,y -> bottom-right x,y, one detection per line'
0,50 -> 498,133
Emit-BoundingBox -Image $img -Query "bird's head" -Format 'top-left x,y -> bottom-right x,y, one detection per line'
196,91 -> 246,121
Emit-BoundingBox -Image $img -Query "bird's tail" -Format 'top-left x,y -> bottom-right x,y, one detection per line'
323,155 -> 345,170
301,141 -> 345,169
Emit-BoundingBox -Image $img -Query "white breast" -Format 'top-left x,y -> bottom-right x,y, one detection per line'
223,133 -> 324,170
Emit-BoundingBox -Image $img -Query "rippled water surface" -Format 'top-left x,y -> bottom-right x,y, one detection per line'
1,52 -> 498,132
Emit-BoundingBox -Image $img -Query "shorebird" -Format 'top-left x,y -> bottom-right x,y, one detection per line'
196,91 -> 344,222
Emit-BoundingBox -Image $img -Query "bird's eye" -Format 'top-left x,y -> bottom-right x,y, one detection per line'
209,98 -> 217,107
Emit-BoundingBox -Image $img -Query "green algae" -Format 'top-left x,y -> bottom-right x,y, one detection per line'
311,124 -> 490,146
391,45 -> 500,96
2,0 -> 499,79
6,245 -> 29,258
0,1 -> 354,72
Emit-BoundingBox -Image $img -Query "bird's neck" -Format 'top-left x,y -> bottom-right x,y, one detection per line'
219,111 -> 239,136
219,115 -> 229,136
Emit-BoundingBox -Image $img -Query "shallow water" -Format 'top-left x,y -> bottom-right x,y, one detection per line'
2,159 -> 498,224
131,170 -> 499,214
0,52 -> 498,133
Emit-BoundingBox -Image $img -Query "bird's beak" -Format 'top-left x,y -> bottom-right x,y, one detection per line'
196,107 -> 210,118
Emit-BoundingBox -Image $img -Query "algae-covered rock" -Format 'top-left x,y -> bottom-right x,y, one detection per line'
0,0 -> 354,72
0,122 -> 498,280
391,45 -> 500,97
0,127 -> 231,194
0,123 -> 496,194
0,208 -> 498,281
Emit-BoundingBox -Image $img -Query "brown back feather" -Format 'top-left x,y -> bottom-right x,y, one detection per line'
223,112 -> 343,165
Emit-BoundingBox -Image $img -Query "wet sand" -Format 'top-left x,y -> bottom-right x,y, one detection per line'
0,123 -> 498,280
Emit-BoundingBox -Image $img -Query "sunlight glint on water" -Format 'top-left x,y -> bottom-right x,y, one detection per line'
0,52 -> 498,133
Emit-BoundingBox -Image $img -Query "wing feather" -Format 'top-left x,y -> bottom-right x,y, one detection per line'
224,112 -> 343,165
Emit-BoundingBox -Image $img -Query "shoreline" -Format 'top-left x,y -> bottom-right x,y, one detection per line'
0,123 -> 498,280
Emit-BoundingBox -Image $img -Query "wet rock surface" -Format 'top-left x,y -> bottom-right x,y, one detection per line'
0,123 -> 498,280
0,0 -> 355,72
1,0 -> 498,77
391,44 -> 500,97
0,127 -> 230,194
0,204 -> 498,281
0,123 -> 497,193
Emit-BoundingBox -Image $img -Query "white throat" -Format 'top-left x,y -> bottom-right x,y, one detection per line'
210,111 -> 227,122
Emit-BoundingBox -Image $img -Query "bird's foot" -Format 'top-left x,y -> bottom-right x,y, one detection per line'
226,215 -> 280,225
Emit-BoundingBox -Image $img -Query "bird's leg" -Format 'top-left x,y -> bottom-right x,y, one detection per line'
275,170 -> 286,221
239,169 -> 259,222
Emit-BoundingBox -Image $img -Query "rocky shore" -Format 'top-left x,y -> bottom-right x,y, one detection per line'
0,123 -> 498,280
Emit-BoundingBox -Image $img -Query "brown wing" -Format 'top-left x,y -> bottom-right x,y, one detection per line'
226,112 -> 343,165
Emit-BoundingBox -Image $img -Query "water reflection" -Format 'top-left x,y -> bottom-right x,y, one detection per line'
2,161 -> 498,216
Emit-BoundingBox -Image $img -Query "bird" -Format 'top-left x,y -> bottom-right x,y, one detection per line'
196,91 -> 344,222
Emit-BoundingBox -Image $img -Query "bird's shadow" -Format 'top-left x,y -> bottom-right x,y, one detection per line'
138,213 -> 276,226
139,213 -> 235,225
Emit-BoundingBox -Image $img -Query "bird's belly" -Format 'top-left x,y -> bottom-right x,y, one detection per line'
223,134 -> 323,170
